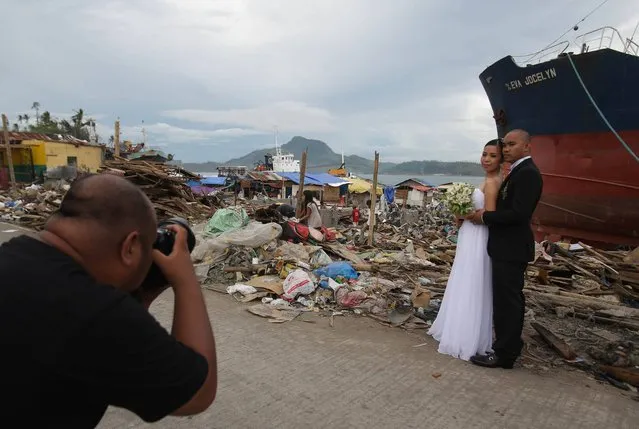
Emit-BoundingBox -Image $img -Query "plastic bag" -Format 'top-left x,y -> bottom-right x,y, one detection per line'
274,242 -> 313,263
313,261 -> 359,281
309,249 -> 332,267
282,269 -> 316,300
192,222 -> 282,262
226,284 -> 258,295
204,207 -> 250,237
336,288 -> 368,308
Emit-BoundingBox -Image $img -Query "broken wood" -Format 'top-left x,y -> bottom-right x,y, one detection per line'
599,365 -> 639,387
531,322 -> 578,360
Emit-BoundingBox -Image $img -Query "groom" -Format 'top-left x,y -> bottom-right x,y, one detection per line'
467,129 -> 543,369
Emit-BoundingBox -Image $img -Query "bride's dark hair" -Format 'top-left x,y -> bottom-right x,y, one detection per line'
484,138 -> 504,163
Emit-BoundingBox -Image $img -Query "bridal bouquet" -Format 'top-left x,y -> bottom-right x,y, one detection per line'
442,182 -> 475,216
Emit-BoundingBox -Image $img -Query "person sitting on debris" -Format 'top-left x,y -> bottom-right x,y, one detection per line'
298,190 -> 322,229
0,174 -> 217,428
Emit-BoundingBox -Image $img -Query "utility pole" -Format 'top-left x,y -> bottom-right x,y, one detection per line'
2,114 -> 17,189
368,151 -> 380,246
295,150 -> 308,217
114,120 -> 120,157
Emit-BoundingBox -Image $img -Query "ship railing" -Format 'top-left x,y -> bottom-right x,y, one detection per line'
512,26 -> 637,66
512,41 -> 570,66
575,26 -> 637,56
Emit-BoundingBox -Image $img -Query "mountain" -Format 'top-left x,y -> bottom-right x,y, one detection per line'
182,136 -> 483,175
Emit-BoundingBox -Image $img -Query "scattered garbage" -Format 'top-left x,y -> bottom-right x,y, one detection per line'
4,159 -> 639,392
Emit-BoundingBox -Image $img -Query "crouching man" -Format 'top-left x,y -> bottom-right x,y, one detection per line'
0,174 -> 217,428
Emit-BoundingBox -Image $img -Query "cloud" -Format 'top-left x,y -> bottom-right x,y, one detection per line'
2,0 -> 636,163
163,102 -> 336,133
114,122 -> 266,145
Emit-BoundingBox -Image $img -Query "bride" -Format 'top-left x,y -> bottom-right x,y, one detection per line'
428,139 -> 503,361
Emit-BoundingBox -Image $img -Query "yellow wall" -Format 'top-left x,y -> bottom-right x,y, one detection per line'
22,140 -> 104,172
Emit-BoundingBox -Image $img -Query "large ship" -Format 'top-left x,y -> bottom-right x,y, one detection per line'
479,26 -> 639,247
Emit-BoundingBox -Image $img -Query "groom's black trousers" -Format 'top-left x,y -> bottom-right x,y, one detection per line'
491,258 -> 528,361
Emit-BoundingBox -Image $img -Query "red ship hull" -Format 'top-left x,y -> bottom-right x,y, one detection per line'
530,130 -> 639,247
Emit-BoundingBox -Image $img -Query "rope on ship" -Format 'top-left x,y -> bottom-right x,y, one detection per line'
566,53 -> 639,163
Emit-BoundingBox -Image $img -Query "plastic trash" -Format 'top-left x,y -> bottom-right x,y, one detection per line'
310,249 -> 332,267
204,207 -> 250,237
282,269 -> 316,300
226,284 -> 258,295
313,261 -> 359,281
336,289 -> 368,308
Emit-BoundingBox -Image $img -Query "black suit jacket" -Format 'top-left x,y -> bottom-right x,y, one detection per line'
482,158 -> 543,262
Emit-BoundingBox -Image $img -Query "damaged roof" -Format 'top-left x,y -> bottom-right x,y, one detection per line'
0,131 -> 99,146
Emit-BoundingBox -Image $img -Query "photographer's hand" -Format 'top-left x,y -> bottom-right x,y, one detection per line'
152,225 -> 197,287
151,225 -> 218,416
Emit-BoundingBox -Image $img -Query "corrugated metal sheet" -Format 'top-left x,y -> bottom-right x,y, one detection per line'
246,171 -> 284,182
394,178 -> 433,189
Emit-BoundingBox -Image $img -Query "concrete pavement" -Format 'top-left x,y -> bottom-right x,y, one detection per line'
1,223 -> 637,428
98,289 -> 639,429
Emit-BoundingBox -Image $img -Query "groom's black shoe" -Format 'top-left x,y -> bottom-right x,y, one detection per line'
470,353 -> 514,369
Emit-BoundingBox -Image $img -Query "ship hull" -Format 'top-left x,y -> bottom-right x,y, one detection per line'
480,49 -> 639,246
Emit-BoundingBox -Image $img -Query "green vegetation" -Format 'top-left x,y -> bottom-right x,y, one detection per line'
12,102 -> 99,142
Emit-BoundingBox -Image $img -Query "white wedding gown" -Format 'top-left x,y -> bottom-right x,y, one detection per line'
428,188 -> 493,361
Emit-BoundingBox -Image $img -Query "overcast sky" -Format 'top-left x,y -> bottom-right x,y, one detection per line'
2,0 -> 637,162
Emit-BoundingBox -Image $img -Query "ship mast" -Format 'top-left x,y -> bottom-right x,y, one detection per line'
274,126 -> 282,157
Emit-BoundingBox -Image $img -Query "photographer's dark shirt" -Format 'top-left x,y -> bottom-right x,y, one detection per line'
0,235 -> 208,428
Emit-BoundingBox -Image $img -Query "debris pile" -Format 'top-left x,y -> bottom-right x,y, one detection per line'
0,183 -> 66,230
100,160 -> 222,221
189,202 -> 639,391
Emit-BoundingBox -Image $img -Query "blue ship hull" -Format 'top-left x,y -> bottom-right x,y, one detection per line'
479,49 -> 639,246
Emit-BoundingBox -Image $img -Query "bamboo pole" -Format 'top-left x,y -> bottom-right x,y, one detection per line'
296,150 -> 307,217
2,114 -> 17,188
368,151 -> 379,246
114,120 -> 121,157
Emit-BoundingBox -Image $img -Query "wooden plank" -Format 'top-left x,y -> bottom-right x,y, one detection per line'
531,322 -> 578,360
599,365 -> 639,387
2,114 -> 17,188
368,151 -> 379,246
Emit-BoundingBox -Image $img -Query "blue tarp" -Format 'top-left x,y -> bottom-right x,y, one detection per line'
384,186 -> 395,203
278,172 -> 349,187
277,172 -> 323,186
187,177 -> 227,187
305,173 -> 350,187
201,176 -> 227,186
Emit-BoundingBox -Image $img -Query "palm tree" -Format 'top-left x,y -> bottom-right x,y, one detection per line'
31,102 -> 40,125
12,123 -> 19,132
60,109 -> 94,140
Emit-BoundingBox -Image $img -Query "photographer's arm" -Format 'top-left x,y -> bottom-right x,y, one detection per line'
152,226 -> 218,416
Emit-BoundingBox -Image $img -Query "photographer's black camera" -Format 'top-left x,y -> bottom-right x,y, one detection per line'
135,217 -> 196,296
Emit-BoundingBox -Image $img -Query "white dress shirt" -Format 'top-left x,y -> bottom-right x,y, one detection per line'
509,155 -> 531,172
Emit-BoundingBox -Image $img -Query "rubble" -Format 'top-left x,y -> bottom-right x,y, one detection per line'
0,183 -> 66,230
190,198 -> 639,392
3,166 -> 638,392
0,160 -> 225,230
99,159 -> 222,221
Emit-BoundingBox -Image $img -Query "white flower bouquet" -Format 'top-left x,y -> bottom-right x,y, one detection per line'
442,182 -> 475,216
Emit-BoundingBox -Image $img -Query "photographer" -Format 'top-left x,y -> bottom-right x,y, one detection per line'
0,174 -> 217,428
